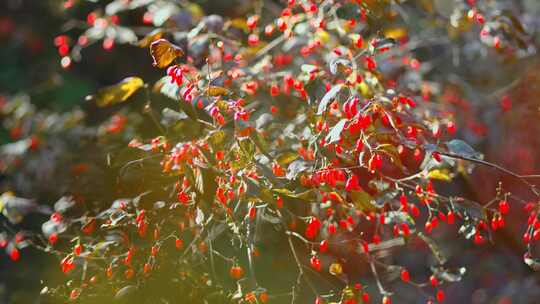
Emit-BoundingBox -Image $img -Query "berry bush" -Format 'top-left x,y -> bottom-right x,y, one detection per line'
1,0 -> 540,303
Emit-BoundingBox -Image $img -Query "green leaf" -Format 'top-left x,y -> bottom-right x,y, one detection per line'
276,152 -> 299,166
272,188 -> 316,201
445,139 -> 482,159
286,159 -> 312,180
86,77 -> 145,107
317,84 -> 343,115
325,119 -> 347,144
350,190 -> 377,212
418,232 -> 447,264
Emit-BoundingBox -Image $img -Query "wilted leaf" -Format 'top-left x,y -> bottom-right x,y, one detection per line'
137,30 -> 164,48
87,77 -> 145,107
150,39 -> 184,68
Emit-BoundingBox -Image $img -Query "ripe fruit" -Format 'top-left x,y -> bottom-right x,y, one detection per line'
74,244 -> 82,255
229,265 -> 244,279
10,248 -> 20,261
400,269 -> 410,282
310,256 -> 321,271
319,239 -> 328,253
436,289 -> 445,302
499,200 -> 509,215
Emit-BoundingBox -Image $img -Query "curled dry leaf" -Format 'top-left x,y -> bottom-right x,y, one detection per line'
150,38 -> 184,68
86,77 -> 145,107
137,30 -> 164,48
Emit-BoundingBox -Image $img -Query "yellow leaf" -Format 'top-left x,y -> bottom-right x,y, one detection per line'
150,39 -> 184,69
329,263 -> 343,276
351,190 -> 377,212
276,152 -> 299,166
206,86 -> 231,97
228,18 -> 249,32
427,169 -> 453,181
87,77 -> 145,107
137,30 -> 164,48
384,27 -> 408,40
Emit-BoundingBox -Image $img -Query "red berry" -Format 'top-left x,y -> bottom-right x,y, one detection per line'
319,239 -> 328,253
10,248 -> 20,261
230,266 -> 244,279
310,256 -> 321,271
430,275 -> 438,286
498,200 -> 509,215
436,290 -> 445,302
400,269 -> 410,282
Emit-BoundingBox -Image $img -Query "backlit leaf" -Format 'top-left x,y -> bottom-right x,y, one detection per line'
150,39 -> 184,69
137,30 -> 164,48
427,169 -> 452,181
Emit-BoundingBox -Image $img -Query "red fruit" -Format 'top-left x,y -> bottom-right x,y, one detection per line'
10,248 -> 20,261
446,121 -> 456,134
400,269 -> 410,282
473,233 -> 485,245
382,296 -> 392,304
151,245 -> 159,257
425,221 -> 433,233
310,256 -> 321,271
48,233 -> 58,245
368,154 -> 382,171
447,211 -> 455,224
70,289 -> 80,300
499,200 -> 509,215
429,275 -> 438,286
248,34 -> 260,46
106,266 -> 113,278
362,293 -> 370,302
175,239 -> 183,249
124,268 -> 134,279
230,266 -> 244,279
270,84 -> 280,96
436,290 -> 445,302
523,232 -> 531,243
51,212 -> 63,223
74,244 -> 82,255
246,15 -> 259,30
319,240 -> 328,253
432,152 -> 442,162
345,175 -> 360,191
144,263 -> 152,274
248,206 -> 257,220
